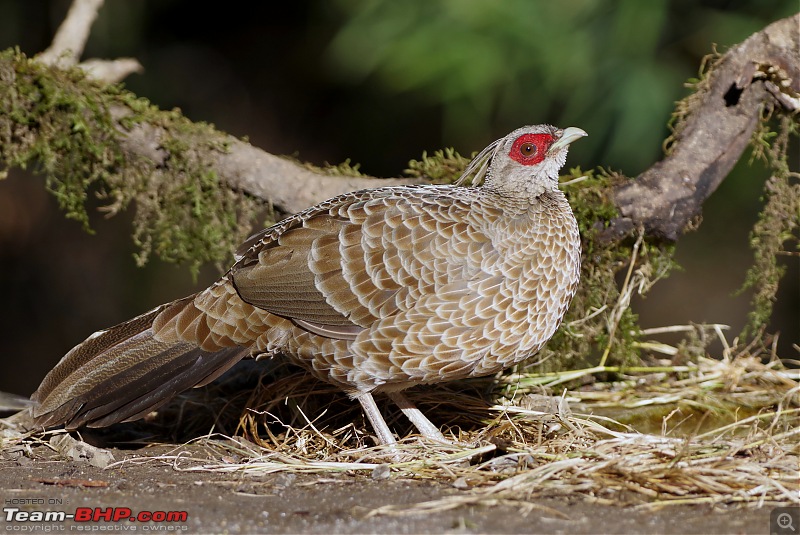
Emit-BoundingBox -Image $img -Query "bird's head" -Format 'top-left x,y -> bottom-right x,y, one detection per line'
458,125 -> 587,201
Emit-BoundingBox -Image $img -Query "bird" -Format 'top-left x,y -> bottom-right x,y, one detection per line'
30,124 -> 586,446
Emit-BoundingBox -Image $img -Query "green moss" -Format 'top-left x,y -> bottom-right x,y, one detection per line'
663,50 -> 720,156
658,47 -> 798,348
318,158 -> 364,177
738,114 -> 799,340
405,148 -> 470,184
1,48 -> 121,230
0,48 -> 262,276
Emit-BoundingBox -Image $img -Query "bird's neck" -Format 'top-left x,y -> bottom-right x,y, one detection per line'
480,182 -> 563,216
482,166 -> 561,210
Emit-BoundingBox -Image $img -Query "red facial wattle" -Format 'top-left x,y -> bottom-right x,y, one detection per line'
508,133 -> 556,166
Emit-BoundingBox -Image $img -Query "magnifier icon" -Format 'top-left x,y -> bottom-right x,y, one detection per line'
778,512 -> 796,532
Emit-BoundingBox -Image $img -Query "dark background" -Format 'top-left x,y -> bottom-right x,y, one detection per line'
0,0 -> 797,397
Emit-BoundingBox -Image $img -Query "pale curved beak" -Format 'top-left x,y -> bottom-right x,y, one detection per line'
549,127 -> 588,152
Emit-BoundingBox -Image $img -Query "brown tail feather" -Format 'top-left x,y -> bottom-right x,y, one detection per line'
31,296 -> 249,430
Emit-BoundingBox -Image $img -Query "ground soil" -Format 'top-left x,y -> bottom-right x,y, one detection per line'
0,442 -> 775,534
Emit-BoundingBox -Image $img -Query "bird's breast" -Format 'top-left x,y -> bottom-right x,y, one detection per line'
341,197 -> 581,388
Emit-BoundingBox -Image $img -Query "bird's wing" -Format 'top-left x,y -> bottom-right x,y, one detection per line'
229,186 -> 483,339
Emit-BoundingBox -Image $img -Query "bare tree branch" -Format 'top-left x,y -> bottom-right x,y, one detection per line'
78,57 -> 144,84
116,113 -> 419,215
37,0 -> 142,84
37,0 -> 104,68
600,14 -> 800,242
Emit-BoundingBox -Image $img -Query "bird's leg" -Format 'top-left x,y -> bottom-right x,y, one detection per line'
387,391 -> 448,444
357,392 -> 397,446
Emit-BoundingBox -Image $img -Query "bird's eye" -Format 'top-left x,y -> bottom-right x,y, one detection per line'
519,143 -> 537,157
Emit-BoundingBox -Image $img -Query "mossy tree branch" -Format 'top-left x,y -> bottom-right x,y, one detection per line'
599,14 -> 799,242
0,49 -> 417,274
114,105 -> 420,217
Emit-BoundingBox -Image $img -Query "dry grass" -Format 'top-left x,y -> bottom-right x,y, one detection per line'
2,322 -> 797,514
4,334 -> 789,514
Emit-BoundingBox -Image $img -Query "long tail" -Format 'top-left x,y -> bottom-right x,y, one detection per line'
31,295 -> 249,430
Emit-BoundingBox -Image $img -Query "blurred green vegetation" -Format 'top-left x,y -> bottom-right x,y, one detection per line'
326,0 -> 797,172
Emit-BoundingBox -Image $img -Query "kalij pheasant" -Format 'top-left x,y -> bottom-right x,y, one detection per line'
32,125 -> 586,445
